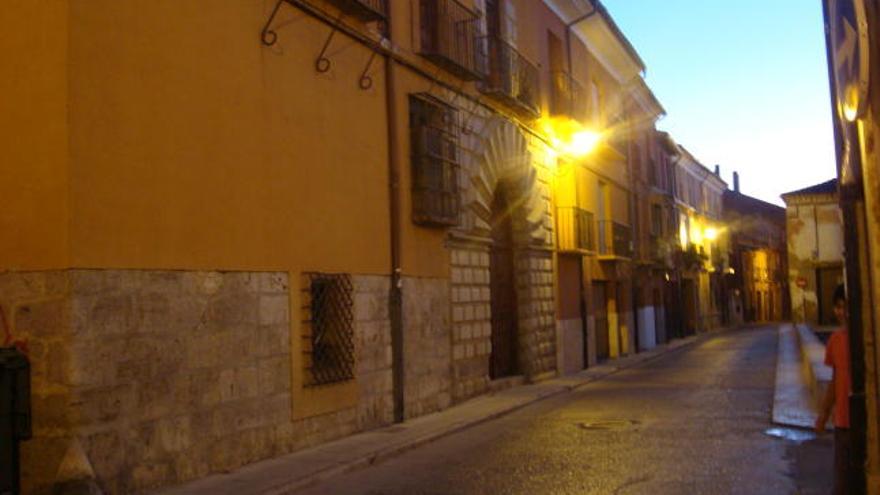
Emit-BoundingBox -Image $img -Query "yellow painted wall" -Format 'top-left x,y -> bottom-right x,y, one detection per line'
0,1 -> 69,270
610,185 -> 629,224
66,1 -> 390,275
393,70 -> 452,278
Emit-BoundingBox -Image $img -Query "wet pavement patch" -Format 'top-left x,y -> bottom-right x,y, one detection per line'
764,427 -> 817,443
577,419 -> 641,431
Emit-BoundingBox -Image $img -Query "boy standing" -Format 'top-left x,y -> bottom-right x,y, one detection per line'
815,284 -> 852,495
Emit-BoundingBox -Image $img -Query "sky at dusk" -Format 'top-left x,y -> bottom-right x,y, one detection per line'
601,0 -> 837,205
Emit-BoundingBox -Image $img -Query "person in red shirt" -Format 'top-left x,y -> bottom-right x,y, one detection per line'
815,284 -> 852,495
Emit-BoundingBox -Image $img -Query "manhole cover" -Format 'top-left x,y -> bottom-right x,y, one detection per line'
577,419 -> 641,431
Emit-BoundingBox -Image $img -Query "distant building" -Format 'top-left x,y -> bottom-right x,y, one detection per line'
670,146 -> 727,335
781,179 -> 843,326
723,174 -> 788,324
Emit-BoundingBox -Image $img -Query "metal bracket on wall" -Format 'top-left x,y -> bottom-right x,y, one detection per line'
359,51 -> 378,90
314,14 -> 345,73
260,0 -> 286,46
260,0 -> 343,75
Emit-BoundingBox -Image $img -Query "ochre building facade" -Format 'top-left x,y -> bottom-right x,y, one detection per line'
1,1 -> 738,493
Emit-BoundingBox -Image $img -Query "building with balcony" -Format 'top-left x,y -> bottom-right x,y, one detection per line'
627,81 -> 667,351
669,146 -> 728,335
722,173 -> 789,325
547,0 -> 647,374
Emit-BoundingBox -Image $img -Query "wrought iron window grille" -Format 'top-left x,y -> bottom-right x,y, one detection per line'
418,0 -> 487,81
302,273 -> 355,387
410,94 -> 461,227
479,35 -> 540,118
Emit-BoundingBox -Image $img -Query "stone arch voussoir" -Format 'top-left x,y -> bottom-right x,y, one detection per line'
468,119 -> 545,245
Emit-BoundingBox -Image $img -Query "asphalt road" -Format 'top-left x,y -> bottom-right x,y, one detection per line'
298,326 -> 832,495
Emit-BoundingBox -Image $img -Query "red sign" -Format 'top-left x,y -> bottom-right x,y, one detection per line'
796,277 -> 808,288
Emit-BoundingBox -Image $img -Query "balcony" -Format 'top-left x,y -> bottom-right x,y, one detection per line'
325,0 -> 387,21
550,71 -> 587,121
419,0 -> 486,81
597,220 -> 632,258
479,35 -> 540,118
557,207 -> 594,252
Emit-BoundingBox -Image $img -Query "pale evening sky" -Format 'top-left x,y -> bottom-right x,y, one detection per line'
601,0 -> 838,205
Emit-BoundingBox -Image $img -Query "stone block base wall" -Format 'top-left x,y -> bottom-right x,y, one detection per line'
401,277 -> 452,419
449,246 -> 492,402
448,244 -> 557,403
3,270 -> 393,495
516,250 -> 556,378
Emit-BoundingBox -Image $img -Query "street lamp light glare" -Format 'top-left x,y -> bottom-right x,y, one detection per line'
568,130 -> 600,157
704,227 -> 718,241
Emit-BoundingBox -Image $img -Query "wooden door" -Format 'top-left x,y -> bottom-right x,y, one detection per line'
490,187 -> 519,379
558,254 -> 587,371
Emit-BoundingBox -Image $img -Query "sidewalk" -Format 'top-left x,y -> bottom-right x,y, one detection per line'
155,333 -> 707,495
772,323 -> 830,430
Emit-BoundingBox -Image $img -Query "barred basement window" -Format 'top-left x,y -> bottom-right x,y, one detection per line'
302,273 -> 354,387
410,94 -> 460,226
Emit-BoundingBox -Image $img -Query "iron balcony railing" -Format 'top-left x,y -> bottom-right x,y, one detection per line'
479,35 -> 540,118
557,207 -> 595,252
597,220 -> 633,258
550,70 -> 587,121
419,0 -> 486,81
325,0 -> 387,21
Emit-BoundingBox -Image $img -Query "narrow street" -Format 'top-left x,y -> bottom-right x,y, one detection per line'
299,326 -> 831,495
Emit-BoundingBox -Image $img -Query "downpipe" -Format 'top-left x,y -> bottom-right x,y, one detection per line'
382,17 -> 405,424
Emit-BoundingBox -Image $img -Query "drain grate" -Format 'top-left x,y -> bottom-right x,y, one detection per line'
577,419 -> 641,431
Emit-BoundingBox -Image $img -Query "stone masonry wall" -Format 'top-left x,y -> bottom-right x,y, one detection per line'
449,246 -> 492,402
516,250 -> 556,377
353,276 -> 394,429
1,271 -> 73,495
401,277 -> 451,418
4,270 -> 393,495
65,270 -> 292,494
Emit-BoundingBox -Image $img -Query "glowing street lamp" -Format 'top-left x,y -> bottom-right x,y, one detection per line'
567,130 -> 601,157
704,227 -> 718,241
541,118 -> 602,159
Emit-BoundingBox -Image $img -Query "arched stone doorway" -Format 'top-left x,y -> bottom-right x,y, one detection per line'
489,183 -> 519,378
448,118 -> 556,400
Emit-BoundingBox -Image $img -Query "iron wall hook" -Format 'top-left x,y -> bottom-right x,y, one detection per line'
359,51 -> 378,90
315,12 -> 345,73
261,0 -> 285,46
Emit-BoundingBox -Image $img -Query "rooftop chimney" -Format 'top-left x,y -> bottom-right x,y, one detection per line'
733,171 -> 740,193
714,164 -> 721,176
